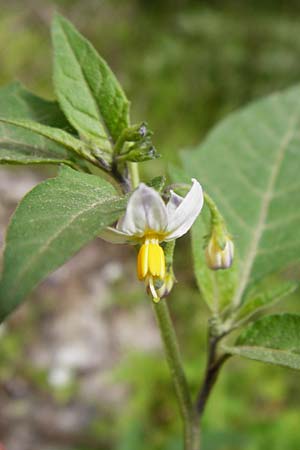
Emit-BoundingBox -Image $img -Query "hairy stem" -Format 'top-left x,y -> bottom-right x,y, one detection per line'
153,300 -> 200,450
196,330 -> 230,417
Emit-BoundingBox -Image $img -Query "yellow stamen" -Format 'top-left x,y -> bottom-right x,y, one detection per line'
137,238 -> 166,299
137,241 -> 149,280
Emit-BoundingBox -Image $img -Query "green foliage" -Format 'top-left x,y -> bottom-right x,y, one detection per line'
0,166 -> 126,322
0,13 -> 136,322
182,86 -> 300,307
0,5 -> 300,449
0,117 -> 96,167
52,14 -> 130,152
236,281 -> 298,322
0,81 -> 71,129
225,314 -> 300,369
0,117 -> 92,165
0,82 -> 81,167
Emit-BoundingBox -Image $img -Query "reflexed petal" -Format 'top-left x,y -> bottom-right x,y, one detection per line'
166,190 -> 183,216
117,183 -> 168,235
166,179 -> 203,240
99,227 -> 136,244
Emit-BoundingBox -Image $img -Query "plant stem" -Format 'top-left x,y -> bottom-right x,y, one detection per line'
128,162 -> 140,188
153,299 -> 200,450
196,330 -> 230,418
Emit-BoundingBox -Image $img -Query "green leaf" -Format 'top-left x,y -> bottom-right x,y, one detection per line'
52,14 -> 130,149
191,205 -> 238,312
236,281 -> 298,322
0,83 -> 82,167
181,86 -> 300,304
0,166 -> 126,322
225,314 -> 300,370
0,81 -> 73,130
0,117 -> 94,165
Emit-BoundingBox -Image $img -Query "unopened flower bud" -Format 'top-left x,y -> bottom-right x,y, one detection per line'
205,231 -> 234,270
156,270 -> 176,299
125,122 -> 150,141
124,145 -> 159,162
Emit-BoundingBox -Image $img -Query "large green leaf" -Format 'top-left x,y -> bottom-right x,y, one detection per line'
0,82 -> 80,167
181,86 -> 300,305
225,314 -> 300,370
52,14 -> 130,149
0,166 -> 126,322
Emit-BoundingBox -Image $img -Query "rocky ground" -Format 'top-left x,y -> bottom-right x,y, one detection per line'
0,167 -> 161,450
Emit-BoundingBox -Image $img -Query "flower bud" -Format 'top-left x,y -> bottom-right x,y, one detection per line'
124,122 -> 151,142
205,231 -> 234,270
156,271 -> 176,299
125,144 -> 159,162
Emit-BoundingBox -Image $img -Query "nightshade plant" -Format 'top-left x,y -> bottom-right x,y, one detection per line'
0,13 -> 300,450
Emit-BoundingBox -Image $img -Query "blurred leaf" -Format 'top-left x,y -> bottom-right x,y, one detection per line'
52,14 -> 130,150
237,281 -> 298,322
0,82 -> 80,167
181,86 -> 300,306
0,117 -> 94,165
191,205 -> 238,312
0,166 -> 126,322
225,314 -> 300,370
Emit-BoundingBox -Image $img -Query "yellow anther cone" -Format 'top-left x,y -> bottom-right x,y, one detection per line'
137,241 -> 165,281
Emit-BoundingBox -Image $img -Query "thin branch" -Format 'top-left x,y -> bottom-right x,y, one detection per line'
195,332 -> 231,417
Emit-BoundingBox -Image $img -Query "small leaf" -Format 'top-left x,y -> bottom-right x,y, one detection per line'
0,166 -> 126,322
52,14 -> 130,149
0,82 -> 79,167
225,314 -> 300,370
237,281 -> 298,322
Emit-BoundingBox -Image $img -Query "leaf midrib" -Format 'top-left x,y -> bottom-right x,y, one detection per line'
57,22 -> 111,143
5,193 -> 122,298
228,345 -> 300,357
233,112 -> 299,307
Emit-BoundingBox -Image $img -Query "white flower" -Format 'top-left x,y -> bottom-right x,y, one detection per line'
101,179 -> 203,300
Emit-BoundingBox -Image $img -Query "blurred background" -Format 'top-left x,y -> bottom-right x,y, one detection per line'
0,1 -> 300,449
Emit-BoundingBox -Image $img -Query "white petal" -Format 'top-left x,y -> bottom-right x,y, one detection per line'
99,227 -> 136,244
166,179 -> 203,240
117,183 -> 168,236
166,190 -> 184,216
